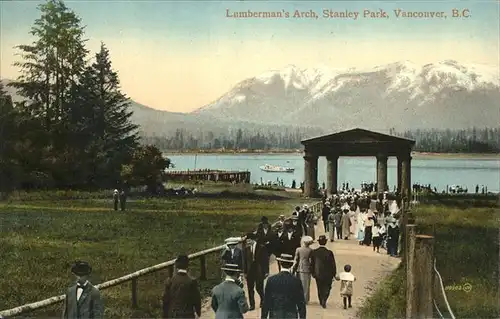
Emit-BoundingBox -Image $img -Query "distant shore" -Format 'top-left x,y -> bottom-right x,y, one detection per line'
162,150 -> 500,159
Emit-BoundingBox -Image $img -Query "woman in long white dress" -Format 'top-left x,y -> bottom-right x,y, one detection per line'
356,210 -> 366,244
349,205 -> 359,235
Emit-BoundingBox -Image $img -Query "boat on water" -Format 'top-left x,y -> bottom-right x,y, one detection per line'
259,164 -> 295,173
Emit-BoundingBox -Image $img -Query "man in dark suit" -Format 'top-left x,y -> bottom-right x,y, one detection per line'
221,238 -> 243,270
282,223 -> 301,256
162,255 -> 201,318
274,225 -> 285,271
256,217 -> 275,277
311,235 -> 337,308
62,261 -> 104,319
119,189 -> 127,211
322,203 -> 331,233
290,215 -> 303,238
261,254 -> 306,319
211,264 -> 249,319
244,233 -> 267,310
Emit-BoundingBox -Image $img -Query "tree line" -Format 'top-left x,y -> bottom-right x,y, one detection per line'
392,128 -> 500,153
0,0 -> 168,194
141,128 -> 311,151
142,127 -> 500,153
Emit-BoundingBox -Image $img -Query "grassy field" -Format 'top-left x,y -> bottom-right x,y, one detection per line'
360,196 -> 499,318
0,188 -> 306,318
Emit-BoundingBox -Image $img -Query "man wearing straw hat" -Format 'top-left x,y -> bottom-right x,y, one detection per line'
211,263 -> 249,319
62,261 -> 104,319
162,255 -> 201,318
261,253 -> 306,319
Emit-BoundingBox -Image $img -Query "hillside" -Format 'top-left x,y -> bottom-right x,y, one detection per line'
1,79 -> 324,137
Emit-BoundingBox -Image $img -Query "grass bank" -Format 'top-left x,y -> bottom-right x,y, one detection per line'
0,190 -> 303,318
360,198 -> 499,319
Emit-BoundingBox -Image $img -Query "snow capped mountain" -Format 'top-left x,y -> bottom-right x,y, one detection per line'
194,60 -> 500,130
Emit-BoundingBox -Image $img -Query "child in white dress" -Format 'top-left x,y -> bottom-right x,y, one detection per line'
337,264 -> 356,309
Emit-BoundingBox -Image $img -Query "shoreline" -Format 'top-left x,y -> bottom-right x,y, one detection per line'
162,150 -> 500,159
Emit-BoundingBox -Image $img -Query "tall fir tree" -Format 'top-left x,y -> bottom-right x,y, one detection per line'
7,0 -> 90,187
9,0 -> 88,132
75,43 -> 139,187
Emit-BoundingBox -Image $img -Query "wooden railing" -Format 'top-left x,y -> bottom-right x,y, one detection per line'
402,204 -> 439,319
0,201 -> 323,318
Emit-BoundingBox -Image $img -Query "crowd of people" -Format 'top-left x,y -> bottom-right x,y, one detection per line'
60,188 -> 402,319
321,191 -> 402,257
208,188 -> 402,319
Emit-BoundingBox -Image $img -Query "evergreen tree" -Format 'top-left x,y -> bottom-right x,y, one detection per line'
7,0 -> 89,187
9,0 -> 88,132
74,42 -> 139,187
0,83 -> 20,194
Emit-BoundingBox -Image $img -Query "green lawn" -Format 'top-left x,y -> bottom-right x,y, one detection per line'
360,199 -> 499,319
0,191 -> 304,318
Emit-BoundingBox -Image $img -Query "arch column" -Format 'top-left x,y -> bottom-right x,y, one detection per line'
401,154 -> 412,200
326,155 -> 339,195
303,153 -> 319,197
397,157 -> 403,193
376,153 -> 388,194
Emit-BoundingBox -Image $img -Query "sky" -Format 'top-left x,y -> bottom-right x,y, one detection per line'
1,0 -> 499,113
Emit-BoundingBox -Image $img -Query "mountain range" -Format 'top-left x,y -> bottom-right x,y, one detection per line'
3,60 -> 499,136
195,60 -> 500,130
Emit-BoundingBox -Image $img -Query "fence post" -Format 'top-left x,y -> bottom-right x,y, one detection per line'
131,278 -> 138,308
400,209 -> 410,257
405,224 -> 417,275
200,255 -> 207,280
405,223 -> 417,319
413,235 -> 435,319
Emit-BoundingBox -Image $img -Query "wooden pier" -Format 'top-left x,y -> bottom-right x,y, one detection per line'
164,169 -> 251,183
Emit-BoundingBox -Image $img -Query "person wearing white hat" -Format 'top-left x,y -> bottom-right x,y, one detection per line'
292,236 -> 314,304
221,238 -> 243,271
261,254 -> 306,319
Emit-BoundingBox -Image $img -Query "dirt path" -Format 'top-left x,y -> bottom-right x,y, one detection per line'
200,224 -> 400,319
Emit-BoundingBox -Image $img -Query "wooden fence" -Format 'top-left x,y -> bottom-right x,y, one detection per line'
0,201 -> 323,318
402,203 -> 455,319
